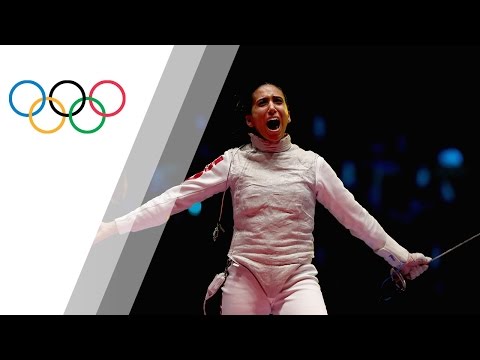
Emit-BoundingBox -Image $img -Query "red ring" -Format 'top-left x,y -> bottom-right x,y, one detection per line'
89,80 -> 126,117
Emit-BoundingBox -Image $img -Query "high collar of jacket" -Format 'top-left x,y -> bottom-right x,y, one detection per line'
248,133 -> 292,153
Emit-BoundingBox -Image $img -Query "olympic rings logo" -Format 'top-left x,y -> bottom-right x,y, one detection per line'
9,80 -> 126,134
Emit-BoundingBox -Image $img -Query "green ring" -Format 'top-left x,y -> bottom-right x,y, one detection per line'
69,97 -> 106,134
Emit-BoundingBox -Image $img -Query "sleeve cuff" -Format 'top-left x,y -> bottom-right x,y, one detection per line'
374,237 -> 409,269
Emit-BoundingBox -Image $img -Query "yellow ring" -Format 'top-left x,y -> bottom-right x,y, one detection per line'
29,97 -> 66,134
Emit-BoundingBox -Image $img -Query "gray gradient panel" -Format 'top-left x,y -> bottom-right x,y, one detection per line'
96,45 -> 239,314
64,45 -> 210,315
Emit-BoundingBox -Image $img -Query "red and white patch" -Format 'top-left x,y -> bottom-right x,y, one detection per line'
187,155 -> 224,180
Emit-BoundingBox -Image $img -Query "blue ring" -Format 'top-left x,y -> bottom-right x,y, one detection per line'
9,80 -> 46,117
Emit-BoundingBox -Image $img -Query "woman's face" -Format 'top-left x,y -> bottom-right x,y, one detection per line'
246,84 -> 290,143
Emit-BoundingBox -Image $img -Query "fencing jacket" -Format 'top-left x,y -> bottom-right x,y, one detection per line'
115,133 -> 409,294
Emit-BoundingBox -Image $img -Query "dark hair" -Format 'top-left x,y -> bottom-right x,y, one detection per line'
234,81 -> 289,117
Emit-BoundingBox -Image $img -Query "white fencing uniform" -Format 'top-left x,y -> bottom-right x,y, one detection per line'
115,133 -> 410,314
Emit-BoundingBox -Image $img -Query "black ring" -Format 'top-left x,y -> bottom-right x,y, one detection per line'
49,80 -> 86,117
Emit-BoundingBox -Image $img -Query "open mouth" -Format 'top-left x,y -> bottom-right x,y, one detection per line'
266,118 -> 281,130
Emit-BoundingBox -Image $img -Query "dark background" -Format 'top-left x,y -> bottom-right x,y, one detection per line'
131,45 -> 480,315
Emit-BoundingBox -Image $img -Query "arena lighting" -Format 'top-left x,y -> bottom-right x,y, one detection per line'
312,115 -> 326,139
188,202 -> 202,216
341,161 -> 357,188
416,166 -> 431,188
438,147 -> 463,169
440,180 -> 455,203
